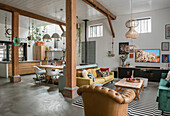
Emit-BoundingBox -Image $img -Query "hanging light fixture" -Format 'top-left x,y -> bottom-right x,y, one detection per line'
51,10 -> 60,40
61,31 -> 66,37
43,34 -> 51,40
125,0 -> 139,39
43,25 -> 51,40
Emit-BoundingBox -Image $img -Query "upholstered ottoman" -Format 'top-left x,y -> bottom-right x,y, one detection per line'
137,77 -> 148,87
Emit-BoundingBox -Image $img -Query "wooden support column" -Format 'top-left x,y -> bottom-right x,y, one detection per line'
10,11 -> 21,83
63,0 -> 78,99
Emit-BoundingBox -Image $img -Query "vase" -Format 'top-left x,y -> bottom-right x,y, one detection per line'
122,61 -> 125,67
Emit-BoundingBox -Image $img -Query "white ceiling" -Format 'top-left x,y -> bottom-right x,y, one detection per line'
0,0 -> 170,25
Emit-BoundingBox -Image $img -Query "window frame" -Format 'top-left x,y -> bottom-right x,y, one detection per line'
135,17 -> 152,34
88,23 -> 103,38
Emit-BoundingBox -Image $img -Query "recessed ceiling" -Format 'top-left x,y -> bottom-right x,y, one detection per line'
0,0 -> 169,24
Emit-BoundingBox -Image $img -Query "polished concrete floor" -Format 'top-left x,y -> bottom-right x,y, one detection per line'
0,75 -> 84,116
0,75 -> 160,116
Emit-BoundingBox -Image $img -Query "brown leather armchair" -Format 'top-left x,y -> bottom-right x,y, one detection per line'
77,85 -> 136,116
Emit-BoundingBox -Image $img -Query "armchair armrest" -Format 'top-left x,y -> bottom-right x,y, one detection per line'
76,77 -> 93,87
121,90 -> 136,104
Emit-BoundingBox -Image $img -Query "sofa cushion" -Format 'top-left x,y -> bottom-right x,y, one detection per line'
82,70 -> 89,78
88,72 -> 95,82
94,78 -> 105,84
96,69 -> 102,77
101,68 -> 109,72
103,75 -> 114,81
161,73 -> 167,79
77,71 -> 82,77
87,68 -> 100,78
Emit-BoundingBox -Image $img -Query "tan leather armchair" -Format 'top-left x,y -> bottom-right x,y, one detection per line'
77,85 -> 136,116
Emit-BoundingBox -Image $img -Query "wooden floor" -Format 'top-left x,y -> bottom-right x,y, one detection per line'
0,75 -> 84,116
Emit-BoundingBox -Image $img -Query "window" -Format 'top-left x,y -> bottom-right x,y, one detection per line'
136,17 -> 151,33
89,24 -> 103,38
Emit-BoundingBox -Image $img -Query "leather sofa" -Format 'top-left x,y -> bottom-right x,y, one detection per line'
77,85 -> 135,116
76,68 -> 114,87
157,73 -> 170,114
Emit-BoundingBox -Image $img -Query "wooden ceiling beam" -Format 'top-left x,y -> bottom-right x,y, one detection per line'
0,3 -> 66,26
82,0 -> 116,20
107,15 -> 115,38
59,25 -> 64,32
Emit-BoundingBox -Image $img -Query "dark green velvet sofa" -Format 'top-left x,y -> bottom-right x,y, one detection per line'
157,73 -> 170,114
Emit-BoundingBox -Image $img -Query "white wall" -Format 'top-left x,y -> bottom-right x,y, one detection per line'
81,8 -> 170,70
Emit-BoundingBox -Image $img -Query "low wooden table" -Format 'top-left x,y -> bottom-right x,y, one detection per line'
114,78 -> 144,101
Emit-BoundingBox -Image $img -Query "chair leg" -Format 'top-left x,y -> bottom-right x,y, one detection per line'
162,111 -> 164,115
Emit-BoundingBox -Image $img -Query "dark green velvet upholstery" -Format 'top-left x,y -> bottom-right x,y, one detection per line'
157,78 -> 170,112
161,73 -> 167,79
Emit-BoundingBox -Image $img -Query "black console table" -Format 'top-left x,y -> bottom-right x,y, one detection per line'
118,66 -> 170,82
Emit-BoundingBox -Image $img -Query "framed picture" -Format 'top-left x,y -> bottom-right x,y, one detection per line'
129,54 -> 134,58
161,42 -> 169,51
119,42 -> 129,54
165,24 -> 170,39
162,54 -> 169,63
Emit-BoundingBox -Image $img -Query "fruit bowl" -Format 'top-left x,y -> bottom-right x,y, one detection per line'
126,78 -> 140,83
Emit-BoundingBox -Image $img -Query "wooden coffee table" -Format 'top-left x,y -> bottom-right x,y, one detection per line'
114,78 -> 144,101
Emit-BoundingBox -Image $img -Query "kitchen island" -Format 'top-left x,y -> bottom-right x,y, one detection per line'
0,60 -> 63,78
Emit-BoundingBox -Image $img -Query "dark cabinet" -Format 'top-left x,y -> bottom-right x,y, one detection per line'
118,67 -> 169,82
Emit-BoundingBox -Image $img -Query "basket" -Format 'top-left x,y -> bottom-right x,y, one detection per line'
126,78 -> 140,83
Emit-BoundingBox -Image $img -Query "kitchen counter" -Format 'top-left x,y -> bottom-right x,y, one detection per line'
0,60 -> 63,78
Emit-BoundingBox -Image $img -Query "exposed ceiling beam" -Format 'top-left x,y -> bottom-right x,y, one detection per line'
0,3 -> 66,26
59,25 -> 64,32
107,15 -> 115,38
82,0 -> 116,20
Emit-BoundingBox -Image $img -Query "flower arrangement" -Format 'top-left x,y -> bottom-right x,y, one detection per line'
120,54 -> 128,66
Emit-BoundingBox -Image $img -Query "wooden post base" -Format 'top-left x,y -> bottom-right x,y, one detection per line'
10,75 -> 21,83
63,87 -> 79,99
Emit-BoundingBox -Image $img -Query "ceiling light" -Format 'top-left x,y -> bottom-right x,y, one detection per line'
51,33 -> 60,39
61,31 -> 66,37
125,0 -> 139,39
43,34 -> 51,40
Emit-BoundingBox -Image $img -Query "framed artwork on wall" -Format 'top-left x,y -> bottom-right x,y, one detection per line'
119,42 -> 129,54
162,54 -> 169,63
161,42 -> 169,51
129,54 -> 134,58
165,24 -> 170,39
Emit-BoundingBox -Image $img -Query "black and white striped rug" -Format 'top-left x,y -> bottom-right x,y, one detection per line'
72,82 -> 170,116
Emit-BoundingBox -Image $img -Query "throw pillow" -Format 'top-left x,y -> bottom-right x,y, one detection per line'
165,71 -> 170,80
100,68 -> 109,72
82,70 -> 89,78
101,70 -> 110,77
96,69 -> 102,77
88,72 -> 95,82
166,80 -> 170,87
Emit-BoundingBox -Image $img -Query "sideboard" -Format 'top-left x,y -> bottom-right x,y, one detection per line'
118,66 -> 170,82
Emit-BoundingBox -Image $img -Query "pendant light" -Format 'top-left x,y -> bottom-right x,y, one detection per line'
125,0 -> 139,39
43,26 -> 51,40
61,31 -> 66,37
51,10 -> 60,40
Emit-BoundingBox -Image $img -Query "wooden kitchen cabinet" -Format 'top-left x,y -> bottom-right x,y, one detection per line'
33,46 -> 46,60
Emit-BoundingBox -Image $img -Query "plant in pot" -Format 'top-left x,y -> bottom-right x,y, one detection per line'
28,26 -> 46,46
